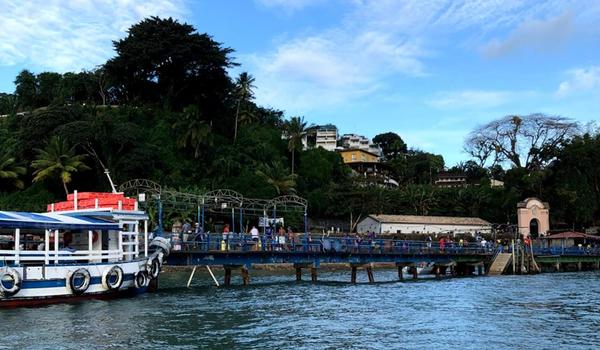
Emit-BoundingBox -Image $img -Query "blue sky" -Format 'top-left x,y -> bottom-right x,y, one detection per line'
1,0 -> 599,165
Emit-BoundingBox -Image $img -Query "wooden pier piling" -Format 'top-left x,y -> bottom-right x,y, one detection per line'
351,266 -> 357,283
311,267 -> 318,283
409,266 -> 418,280
224,267 -> 232,286
241,266 -> 250,285
366,265 -> 375,283
397,265 -> 404,281
295,266 -> 302,281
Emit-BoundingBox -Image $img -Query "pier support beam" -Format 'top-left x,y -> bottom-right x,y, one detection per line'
351,266 -> 357,283
241,266 -> 250,285
224,267 -> 232,286
555,262 -> 561,272
396,264 -> 404,281
311,267 -> 318,283
577,262 -> 582,272
366,265 -> 375,283
295,266 -> 302,281
409,266 -> 418,280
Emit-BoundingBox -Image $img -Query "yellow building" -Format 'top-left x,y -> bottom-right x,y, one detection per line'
339,149 -> 380,163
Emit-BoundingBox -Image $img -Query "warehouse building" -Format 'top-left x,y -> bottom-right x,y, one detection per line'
357,214 -> 491,236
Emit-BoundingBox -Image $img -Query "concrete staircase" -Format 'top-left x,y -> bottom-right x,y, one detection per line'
488,253 -> 512,275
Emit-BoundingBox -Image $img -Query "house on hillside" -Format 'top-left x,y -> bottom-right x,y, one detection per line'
357,214 -> 491,236
338,149 -> 398,187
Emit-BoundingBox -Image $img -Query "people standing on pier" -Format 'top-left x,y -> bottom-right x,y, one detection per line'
222,224 -> 230,251
439,237 -> 446,252
265,226 -> 273,251
287,227 -> 295,251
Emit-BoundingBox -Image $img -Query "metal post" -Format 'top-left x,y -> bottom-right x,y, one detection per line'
304,210 -> 308,235
201,204 -> 205,232
239,208 -> 243,234
263,209 -> 267,235
14,228 -> 20,264
157,197 -> 163,236
54,229 -> 59,264
197,205 -> 201,230
231,207 -> 235,234
144,220 -> 148,257
44,229 -> 49,264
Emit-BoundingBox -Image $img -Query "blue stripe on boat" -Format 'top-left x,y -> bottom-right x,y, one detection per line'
21,274 -> 135,289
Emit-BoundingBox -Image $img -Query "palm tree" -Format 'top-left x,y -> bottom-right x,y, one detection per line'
32,136 -> 90,196
0,152 -> 26,189
255,161 -> 297,195
284,116 -> 307,175
234,72 -> 256,143
173,105 -> 213,158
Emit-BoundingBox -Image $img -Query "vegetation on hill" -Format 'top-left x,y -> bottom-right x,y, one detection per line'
0,17 -> 599,231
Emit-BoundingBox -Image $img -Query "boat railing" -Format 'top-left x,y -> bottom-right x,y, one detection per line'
0,249 -> 124,264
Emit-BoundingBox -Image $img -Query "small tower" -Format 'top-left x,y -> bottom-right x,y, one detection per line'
517,198 -> 550,238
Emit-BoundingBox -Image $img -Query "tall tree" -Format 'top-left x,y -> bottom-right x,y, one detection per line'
32,137 -> 90,196
234,72 -> 256,143
173,105 -> 213,159
373,132 -> 407,160
465,114 -> 578,171
14,70 -> 37,110
255,161 -> 297,195
0,152 -> 26,189
105,16 -> 235,110
284,116 -> 307,175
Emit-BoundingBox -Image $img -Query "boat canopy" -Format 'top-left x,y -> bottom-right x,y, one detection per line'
0,211 -> 119,230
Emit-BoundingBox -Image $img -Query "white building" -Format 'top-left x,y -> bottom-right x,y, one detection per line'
357,214 -> 491,236
303,124 -> 338,151
340,133 -> 382,156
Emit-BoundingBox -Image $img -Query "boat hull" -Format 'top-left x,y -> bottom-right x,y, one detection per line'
0,260 -> 152,308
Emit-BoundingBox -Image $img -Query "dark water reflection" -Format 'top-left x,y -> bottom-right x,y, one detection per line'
2,269 -> 600,349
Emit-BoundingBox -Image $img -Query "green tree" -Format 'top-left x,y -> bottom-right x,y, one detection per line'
373,132 -> 407,160
234,72 -> 256,143
284,116 -> 307,175
0,152 -> 26,190
32,137 -> 90,196
173,105 -> 213,159
105,16 -> 235,110
255,161 -> 297,195
14,70 -> 37,110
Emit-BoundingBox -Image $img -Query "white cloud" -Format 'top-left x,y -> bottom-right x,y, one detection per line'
248,28 -> 427,112
428,90 -> 537,110
482,11 -> 574,58
255,0 -> 323,12
556,66 -> 600,97
0,0 -> 187,72
246,0 -> 594,113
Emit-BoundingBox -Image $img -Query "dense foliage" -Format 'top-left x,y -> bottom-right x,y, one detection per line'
0,17 -> 599,231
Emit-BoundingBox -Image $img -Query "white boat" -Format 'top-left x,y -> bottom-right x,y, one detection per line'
402,262 -> 435,276
0,191 -> 170,307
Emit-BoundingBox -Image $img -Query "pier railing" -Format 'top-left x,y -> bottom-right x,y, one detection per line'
161,233 -> 600,257
164,233 -> 496,255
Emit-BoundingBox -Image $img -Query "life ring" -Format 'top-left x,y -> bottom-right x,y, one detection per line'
67,268 -> 91,295
134,270 -> 149,289
0,268 -> 21,297
146,257 -> 161,280
102,266 -> 124,290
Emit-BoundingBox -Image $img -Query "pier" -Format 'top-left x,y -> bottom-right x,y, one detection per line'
163,234 -> 600,285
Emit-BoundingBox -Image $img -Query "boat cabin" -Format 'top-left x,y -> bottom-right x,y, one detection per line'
0,191 -> 149,267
